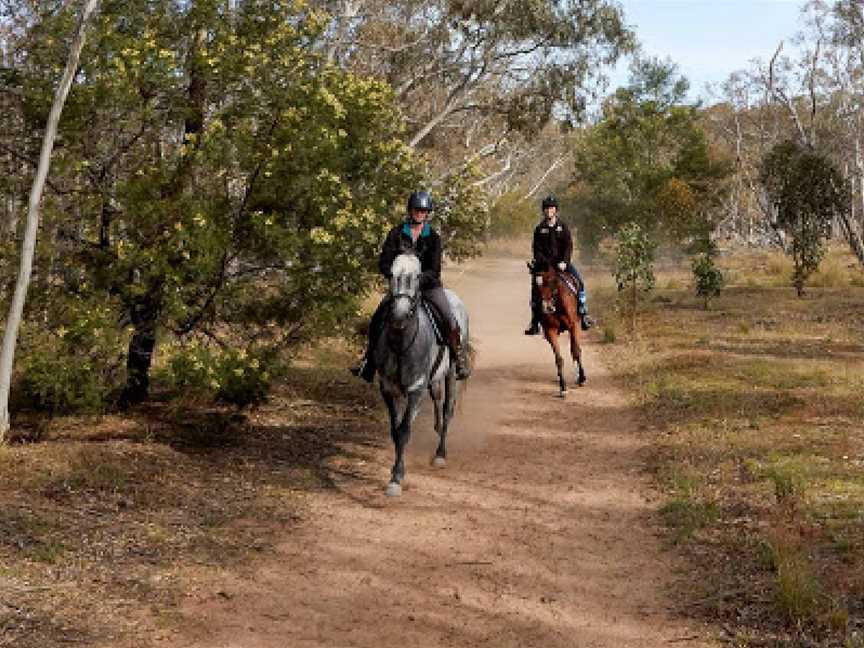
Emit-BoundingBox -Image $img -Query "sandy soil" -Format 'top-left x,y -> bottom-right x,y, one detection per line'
169,254 -> 717,648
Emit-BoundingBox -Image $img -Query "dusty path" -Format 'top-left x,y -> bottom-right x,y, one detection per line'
174,255 -> 716,648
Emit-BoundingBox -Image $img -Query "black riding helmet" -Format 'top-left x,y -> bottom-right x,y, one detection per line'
541,194 -> 558,210
407,190 -> 434,212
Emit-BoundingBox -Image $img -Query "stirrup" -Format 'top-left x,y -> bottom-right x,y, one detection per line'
580,315 -> 594,331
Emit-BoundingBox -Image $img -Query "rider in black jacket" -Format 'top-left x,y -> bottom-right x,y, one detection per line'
525,195 -> 593,335
351,191 -> 471,383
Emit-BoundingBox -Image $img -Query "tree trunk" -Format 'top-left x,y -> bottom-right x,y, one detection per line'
119,288 -> 162,408
0,0 -> 99,442
119,21 -> 207,406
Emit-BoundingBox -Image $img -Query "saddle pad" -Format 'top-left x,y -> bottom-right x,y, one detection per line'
559,272 -> 580,296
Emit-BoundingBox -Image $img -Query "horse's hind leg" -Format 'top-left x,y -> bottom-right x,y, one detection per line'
545,328 -> 567,397
429,377 -> 448,467
386,390 -> 422,497
569,326 -> 586,386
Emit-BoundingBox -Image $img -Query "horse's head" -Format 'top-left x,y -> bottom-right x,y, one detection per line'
536,270 -> 559,315
389,253 -> 422,326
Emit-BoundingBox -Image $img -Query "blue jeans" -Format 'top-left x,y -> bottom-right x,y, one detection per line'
566,264 -> 588,316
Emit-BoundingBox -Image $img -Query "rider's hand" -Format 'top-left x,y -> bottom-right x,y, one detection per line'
557,262 -> 566,271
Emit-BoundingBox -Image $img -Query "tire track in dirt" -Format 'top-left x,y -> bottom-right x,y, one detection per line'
171,255 -> 717,648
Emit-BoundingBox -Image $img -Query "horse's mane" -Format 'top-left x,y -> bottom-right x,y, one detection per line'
391,253 -> 421,277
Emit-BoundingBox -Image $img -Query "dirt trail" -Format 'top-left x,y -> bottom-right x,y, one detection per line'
173,255 -> 716,648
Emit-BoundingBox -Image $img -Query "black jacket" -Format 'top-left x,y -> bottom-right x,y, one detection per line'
532,218 -> 573,272
378,222 -> 443,290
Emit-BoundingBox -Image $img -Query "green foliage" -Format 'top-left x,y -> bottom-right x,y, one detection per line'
18,346 -> 106,415
760,141 -> 849,297
3,0 -> 431,402
169,344 -> 274,408
768,540 -> 824,624
14,298 -> 128,415
569,58 -> 732,253
613,222 -> 656,331
487,192 -> 536,240
691,239 -> 724,308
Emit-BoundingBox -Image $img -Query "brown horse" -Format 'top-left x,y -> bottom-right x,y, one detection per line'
536,268 -> 586,397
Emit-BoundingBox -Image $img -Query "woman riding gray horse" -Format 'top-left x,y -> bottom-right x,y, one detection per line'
375,252 -> 469,495
351,190 -> 471,383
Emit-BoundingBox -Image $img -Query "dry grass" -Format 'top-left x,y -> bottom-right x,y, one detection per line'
0,342 -> 383,648
593,246 -> 864,645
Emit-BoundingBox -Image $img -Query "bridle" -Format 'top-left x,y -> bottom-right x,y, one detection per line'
387,273 -> 421,355
539,273 -> 559,315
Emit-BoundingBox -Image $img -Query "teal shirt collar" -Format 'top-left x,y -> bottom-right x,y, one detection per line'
402,222 -> 431,238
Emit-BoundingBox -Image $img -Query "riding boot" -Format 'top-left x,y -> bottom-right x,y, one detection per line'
350,300 -> 387,383
577,290 -> 593,331
524,301 -> 541,335
349,351 -> 376,383
448,329 -> 471,380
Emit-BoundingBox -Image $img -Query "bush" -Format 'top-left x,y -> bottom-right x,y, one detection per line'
169,344 -> 274,408
15,304 -> 127,415
692,251 -> 724,308
613,222 -> 656,332
18,347 -> 106,415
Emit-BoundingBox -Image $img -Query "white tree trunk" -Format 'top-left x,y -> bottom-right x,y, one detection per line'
0,0 -> 99,442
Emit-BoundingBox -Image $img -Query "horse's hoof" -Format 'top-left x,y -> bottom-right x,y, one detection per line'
432,456 -> 446,468
385,482 -> 402,497
559,390 -> 567,399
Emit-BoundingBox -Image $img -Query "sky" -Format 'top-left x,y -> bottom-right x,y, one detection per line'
611,0 -> 807,100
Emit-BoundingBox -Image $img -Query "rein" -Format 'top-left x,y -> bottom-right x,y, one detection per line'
386,293 -> 420,355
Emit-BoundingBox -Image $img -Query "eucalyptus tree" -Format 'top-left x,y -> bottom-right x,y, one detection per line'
713,0 -> 864,265
570,58 -> 732,254
760,140 -> 849,296
0,0 -> 98,439
319,0 -> 635,196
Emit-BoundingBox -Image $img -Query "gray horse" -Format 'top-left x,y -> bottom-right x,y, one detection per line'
373,253 -> 469,497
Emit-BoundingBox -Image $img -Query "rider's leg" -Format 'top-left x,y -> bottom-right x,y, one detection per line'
524,277 -> 541,335
567,263 -> 593,331
424,287 -> 471,380
350,297 -> 388,382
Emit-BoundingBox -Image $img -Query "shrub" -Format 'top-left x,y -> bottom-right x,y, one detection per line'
613,222 -> 656,332
169,344 -> 274,408
18,347 -> 106,415
15,304 -> 127,415
692,252 -> 724,308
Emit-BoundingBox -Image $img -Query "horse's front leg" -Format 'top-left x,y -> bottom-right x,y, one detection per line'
569,324 -> 587,386
545,326 -> 567,397
386,389 -> 423,497
428,375 -> 449,467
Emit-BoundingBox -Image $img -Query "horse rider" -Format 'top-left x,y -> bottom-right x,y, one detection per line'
350,190 -> 471,383
525,194 -> 593,335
